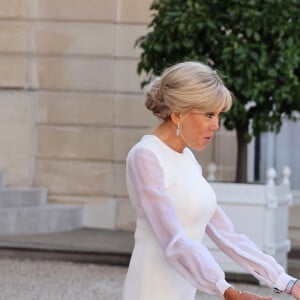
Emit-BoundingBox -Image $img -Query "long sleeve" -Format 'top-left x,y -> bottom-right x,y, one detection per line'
126,147 -> 231,298
206,205 -> 295,293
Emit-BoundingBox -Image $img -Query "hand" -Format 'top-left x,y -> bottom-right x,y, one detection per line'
224,287 -> 272,300
238,291 -> 272,300
291,280 -> 300,300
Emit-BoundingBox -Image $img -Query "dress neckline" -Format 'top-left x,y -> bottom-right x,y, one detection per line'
143,134 -> 187,157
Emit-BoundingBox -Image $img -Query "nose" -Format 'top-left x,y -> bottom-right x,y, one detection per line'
210,116 -> 219,131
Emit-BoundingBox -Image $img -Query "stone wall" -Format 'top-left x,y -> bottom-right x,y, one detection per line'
0,0 -> 238,230
0,1 -> 35,187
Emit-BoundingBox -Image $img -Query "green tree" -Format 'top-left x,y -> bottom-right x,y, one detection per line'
135,0 -> 300,182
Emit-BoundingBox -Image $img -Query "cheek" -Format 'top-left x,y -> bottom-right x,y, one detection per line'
183,122 -> 201,142
183,121 -> 196,138
182,120 -> 209,149
186,120 -> 205,136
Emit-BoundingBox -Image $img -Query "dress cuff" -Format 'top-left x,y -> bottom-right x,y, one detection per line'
216,278 -> 232,299
274,273 -> 296,293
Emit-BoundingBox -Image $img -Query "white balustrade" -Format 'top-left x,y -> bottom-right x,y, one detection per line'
204,164 -> 293,274
207,162 -> 217,181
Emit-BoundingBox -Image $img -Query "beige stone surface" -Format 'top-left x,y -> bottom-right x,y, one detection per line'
290,204 -> 300,228
289,229 -> 300,248
47,194 -> 116,206
36,57 -> 114,91
116,24 -> 146,58
117,0 -> 152,24
0,91 -> 33,123
83,198 -> 117,229
115,59 -> 145,93
35,160 -> 114,195
116,197 -> 136,231
0,124 -> 33,186
114,93 -> 157,127
214,126 -> 237,181
36,92 -> 114,126
0,57 -> 29,88
113,128 -> 148,162
217,167 -> 236,182
48,194 -> 119,228
0,0 -> 238,232
35,0 -> 116,21
35,22 -> 115,56
0,22 -> 31,54
37,125 -> 113,160
113,162 -> 127,198
0,92 -> 34,186
0,0 -> 30,18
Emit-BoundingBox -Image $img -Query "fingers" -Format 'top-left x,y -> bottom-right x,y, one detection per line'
240,291 -> 272,300
223,287 -> 272,300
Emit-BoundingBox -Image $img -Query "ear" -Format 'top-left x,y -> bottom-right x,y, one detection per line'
170,112 -> 181,125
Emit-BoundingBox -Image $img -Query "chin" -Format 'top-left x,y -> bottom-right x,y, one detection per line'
191,145 -> 206,152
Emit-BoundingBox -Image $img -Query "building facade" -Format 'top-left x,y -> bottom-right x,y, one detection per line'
0,1 -> 297,237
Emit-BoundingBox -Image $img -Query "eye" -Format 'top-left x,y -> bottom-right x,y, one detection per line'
205,112 -> 215,119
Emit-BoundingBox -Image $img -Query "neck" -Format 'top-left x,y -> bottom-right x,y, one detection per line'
151,119 -> 186,153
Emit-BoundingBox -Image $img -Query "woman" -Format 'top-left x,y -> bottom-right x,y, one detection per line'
122,61 -> 300,300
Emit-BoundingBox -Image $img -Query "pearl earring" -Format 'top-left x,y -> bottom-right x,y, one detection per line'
176,124 -> 180,136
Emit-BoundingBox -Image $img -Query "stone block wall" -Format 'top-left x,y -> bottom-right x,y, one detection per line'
0,0 -> 238,230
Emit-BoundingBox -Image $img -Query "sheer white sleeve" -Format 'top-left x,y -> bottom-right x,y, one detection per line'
126,147 -> 231,298
206,205 -> 295,293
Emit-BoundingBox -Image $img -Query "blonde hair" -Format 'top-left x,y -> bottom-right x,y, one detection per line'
145,61 -> 232,120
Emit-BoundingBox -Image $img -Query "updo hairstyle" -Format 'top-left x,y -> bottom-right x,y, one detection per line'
145,61 -> 232,120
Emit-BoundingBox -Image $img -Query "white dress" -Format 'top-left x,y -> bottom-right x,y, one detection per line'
122,135 -> 293,300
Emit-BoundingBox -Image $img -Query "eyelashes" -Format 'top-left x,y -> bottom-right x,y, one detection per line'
205,112 -> 215,119
204,112 -> 223,121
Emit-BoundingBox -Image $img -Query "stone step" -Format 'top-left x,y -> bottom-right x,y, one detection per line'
0,204 -> 83,235
0,188 -> 47,207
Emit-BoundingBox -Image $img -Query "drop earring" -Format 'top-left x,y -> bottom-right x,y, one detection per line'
176,124 -> 180,136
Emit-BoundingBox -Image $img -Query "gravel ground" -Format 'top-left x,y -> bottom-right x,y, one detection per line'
0,258 -> 294,300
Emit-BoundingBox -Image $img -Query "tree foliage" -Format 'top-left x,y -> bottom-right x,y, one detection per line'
135,0 -> 300,181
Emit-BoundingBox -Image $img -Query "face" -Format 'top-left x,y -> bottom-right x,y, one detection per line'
178,110 -> 221,151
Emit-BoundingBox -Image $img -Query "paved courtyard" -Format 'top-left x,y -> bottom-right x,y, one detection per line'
0,257 -> 295,300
